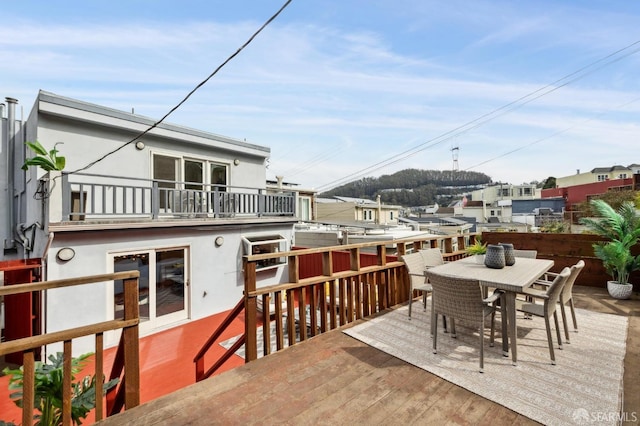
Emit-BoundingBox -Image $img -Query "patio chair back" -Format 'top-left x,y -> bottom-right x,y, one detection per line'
401,252 -> 427,289
426,272 -> 484,324
545,267 -> 571,317
561,260 -> 585,303
419,248 -> 445,268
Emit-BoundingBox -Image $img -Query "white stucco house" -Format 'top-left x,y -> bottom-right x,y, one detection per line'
1,91 -> 297,355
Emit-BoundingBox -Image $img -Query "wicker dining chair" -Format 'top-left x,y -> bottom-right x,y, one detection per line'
525,260 -> 585,342
426,270 -> 504,373
516,267 -> 571,365
401,252 -> 432,319
418,247 -> 445,268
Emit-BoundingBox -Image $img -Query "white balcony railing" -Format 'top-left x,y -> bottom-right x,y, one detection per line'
58,172 -> 295,222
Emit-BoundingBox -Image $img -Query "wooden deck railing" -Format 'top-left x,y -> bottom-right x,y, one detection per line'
194,233 -> 476,381
0,271 -> 141,425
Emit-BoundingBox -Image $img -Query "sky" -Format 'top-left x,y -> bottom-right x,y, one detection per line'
1,0 -> 639,192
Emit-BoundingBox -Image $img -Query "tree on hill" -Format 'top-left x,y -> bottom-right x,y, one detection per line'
319,169 -> 492,206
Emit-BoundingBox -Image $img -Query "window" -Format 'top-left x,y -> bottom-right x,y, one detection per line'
112,247 -> 189,330
153,154 -> 229,213
597,174 -> 608,182
210,163 -> 227,191
242,235 -> 287,271
185,159 -> 204,190
618,173 -> 628,179
520,187 -> 532,196
390,211 -> 394,221
154,155 -> 179,210
298,196 -> 311,221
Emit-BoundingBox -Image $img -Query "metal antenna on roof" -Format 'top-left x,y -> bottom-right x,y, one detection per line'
451,144 -> 459,172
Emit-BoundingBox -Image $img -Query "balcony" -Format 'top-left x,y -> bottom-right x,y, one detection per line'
50,172 -> 295,224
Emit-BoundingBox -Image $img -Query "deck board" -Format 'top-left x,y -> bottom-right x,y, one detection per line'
3,286 -> 637,425
98,285 -> 639,425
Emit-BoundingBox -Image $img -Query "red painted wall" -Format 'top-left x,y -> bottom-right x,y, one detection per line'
541,177 -> 634,210
295,248 -> 398,279
1,259 -> 42,363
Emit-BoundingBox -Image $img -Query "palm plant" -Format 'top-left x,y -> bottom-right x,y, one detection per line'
465,237 -> 487,255
21,141 -> 65,172
580,199 -> 640,285
2,352 -> 118,426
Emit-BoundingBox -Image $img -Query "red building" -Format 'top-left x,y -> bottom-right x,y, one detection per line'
542,175 -> 639,210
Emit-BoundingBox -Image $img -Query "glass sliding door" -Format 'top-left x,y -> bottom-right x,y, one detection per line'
112,247 -> 189,334
155,249 -> 186,320
113,253 -> 151,323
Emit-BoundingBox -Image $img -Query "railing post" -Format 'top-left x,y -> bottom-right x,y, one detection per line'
258,189 -> 265,217
61,172 -> 70,221
22,350 -> 35,426
244,259 -> 258,362
63,340 -> 72,425
122,277 -> 140,409
213,188 -> 221,217
151,181 -> 159,219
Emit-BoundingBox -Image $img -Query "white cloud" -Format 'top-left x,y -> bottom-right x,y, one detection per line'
1,2 -> 639,191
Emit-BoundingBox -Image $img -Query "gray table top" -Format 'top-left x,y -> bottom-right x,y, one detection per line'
426,256 -> 554,293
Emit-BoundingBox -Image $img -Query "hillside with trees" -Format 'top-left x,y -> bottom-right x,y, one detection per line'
320,169 -> 492,206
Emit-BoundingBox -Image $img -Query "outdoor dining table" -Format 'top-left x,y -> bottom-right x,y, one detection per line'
426,256 -> 554,365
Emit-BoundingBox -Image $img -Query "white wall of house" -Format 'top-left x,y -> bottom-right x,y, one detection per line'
468,184 -> 540,205
34,96 -> 268,193
45,223 -> 293,356
0,91 -> 299,357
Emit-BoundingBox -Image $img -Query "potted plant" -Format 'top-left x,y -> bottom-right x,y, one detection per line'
466,237 -> 487,264
580,199 -> 640,299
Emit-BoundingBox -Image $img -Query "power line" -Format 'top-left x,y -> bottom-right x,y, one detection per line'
67,0 -> 293,175
463,95 -> 640,172
314,39 -> 640,192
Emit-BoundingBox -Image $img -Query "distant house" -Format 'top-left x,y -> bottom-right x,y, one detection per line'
266,176 -> 316,222
544,165 -> 640,210
315,196 -> 400,226
1,91 -> 297,356
555,164 -> 640,187
467,183 -> 540,205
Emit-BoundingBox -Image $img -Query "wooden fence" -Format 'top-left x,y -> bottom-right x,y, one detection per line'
482,231 -> 640,289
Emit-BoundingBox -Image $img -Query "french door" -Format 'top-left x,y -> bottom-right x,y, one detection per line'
112,247 -> 189,334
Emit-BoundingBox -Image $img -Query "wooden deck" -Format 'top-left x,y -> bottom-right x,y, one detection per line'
98,286 -> 640,425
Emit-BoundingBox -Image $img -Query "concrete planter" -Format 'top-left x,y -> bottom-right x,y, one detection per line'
607,281 -> 633,300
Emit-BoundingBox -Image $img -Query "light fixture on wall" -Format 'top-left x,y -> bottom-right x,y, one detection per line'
215,236 -> 225,247
233,159 -> 240,166
135,141 -> 145,150
56,247 -> 75,262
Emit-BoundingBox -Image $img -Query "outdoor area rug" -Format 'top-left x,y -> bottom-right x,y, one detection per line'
343,300 -> 628,426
